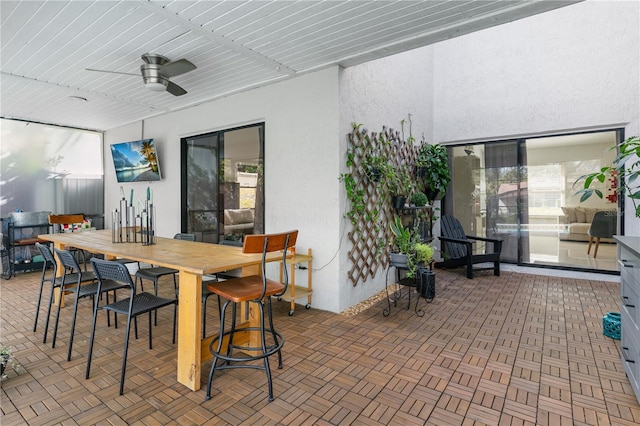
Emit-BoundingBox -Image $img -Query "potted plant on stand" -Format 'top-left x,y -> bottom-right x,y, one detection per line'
416,142 -> 451,202
389,215 -> 422,280
410,191 -> 429,207
414,243 -> 436,300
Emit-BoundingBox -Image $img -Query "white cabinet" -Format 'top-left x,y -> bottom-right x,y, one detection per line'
616,236 -> 640,405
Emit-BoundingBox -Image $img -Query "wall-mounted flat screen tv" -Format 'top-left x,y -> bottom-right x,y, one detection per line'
110,139 -> 162,182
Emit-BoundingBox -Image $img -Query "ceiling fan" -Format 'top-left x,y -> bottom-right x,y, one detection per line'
86,53 -> 196,96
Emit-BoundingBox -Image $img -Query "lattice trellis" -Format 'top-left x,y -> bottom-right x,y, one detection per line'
344,125 -> 421,286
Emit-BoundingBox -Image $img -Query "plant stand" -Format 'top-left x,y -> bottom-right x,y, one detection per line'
278,248 -> 313,316
383,264 -> 425,318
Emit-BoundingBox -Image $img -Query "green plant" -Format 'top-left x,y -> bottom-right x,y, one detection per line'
1,345 -> 16,380
390,215 -> 413,254
339,172 -> 366,227
574,136 -> 640,218
401,115 -> 416,145
416,142 -> 451,199
410,191 -> 428,207
340,123 -> 386,256
388,163 -> 414,196
363,153 -> 393,182
390,216 -> 423,277
414,242 -> 434,265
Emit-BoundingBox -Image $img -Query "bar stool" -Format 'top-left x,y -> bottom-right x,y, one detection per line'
205,230 -> 298,402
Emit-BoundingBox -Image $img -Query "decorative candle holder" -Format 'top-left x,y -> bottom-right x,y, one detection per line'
112,209 -> 120,243
127,205 -> 136,243
112,194 -> 155,245
140,200 -> 156,246
119,198 -> 127,242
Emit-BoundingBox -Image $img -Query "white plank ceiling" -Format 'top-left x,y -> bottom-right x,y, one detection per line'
1,0 -> 579,131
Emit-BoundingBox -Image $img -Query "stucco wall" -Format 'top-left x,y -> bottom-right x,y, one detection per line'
105,68 -> 342,312
430,0 -> 639,234
338,47 -> 435,310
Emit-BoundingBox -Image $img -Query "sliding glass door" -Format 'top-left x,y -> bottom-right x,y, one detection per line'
446,130 -> 621,273
181,123 -> 264,243
447,141 -> 525,263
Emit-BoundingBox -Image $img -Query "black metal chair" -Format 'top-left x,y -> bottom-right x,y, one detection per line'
52,248 -> 129,361
205,230 -> 298,402
135,233 -> 193,323
86,258 -> 177,395
34,243 -> 57,334
435,215 -> 503,279
587,211 -> 617,258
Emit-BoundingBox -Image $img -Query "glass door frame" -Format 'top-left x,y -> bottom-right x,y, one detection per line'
180,122 -> 265,243
444,128 -> 624,275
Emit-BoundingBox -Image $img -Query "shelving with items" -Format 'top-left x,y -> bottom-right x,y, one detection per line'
278,248 -> 312,316
1,211 -> 51,278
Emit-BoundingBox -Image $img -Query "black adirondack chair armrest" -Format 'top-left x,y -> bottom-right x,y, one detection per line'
465,235 -> 503,243
465,235 -> 503,254
439,236 -> 473,245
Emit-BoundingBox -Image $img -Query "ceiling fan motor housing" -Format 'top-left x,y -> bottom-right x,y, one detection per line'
141,63 -> 169,91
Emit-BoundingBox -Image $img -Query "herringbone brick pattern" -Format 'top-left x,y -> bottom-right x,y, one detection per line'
1,268 -> 638,425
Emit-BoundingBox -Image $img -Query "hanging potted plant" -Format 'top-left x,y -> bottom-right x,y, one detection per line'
388,164 -> 414,210
364,154 -> 392,183
416,142 -> 451,202
361,128 -> 394,183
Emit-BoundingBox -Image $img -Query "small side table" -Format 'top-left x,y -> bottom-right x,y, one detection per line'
279,248 -> 313,316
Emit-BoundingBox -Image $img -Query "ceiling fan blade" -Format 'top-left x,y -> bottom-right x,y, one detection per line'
161,59 -> 196,78
85,68 -> 139,76
166,80 -> 187,96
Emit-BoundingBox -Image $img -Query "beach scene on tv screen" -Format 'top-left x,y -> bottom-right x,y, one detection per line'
111,139 -> 161,182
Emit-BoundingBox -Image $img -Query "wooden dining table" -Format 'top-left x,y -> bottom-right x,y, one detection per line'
39,229 -> 283,391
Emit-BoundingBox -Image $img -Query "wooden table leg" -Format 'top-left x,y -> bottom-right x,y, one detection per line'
183,266 -> 263,390
176,271 -> 202,391
52,241 -> 66,307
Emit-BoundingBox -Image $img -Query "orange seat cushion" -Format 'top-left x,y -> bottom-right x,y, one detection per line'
207,275 -> 284,303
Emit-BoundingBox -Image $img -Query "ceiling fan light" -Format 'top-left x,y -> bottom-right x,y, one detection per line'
145,81 -> 167,92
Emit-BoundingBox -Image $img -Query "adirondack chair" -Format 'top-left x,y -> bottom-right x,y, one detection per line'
436,215 -> 503,279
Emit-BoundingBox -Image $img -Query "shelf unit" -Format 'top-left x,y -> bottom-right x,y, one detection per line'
2,211 -> 51,278
616,236 -> 640,405
279,248 -> 312,316
396,205 -> 433,242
